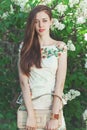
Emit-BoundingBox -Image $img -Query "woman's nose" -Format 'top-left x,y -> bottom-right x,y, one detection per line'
39,21 -> 43,28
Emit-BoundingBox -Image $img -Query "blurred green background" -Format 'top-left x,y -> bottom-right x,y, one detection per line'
0,0 -> 87,129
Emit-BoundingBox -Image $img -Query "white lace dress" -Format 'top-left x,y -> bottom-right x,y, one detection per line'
17,43 -> 67,130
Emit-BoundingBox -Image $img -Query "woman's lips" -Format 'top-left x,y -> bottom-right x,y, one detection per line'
39,29 -> 45,32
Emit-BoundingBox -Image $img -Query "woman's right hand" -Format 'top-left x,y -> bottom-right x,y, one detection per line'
26,115 -> 37,130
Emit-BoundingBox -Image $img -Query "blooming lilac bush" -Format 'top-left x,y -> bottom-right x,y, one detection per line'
0,0 -> 87,130
83,109 -> 87,130
83,109 -> 87,121
62,89 -> 80,105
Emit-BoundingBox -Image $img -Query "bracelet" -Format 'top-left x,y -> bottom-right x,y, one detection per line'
50,113 -> 59,120
53,94 -> 62,102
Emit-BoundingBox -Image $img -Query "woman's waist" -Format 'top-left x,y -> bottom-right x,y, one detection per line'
31,88 -> 54,99
32,95 -> 53,109
16,91 -> 54,105
29,81 -> 55,90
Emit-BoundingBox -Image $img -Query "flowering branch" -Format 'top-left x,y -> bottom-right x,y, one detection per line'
62,89 -> 81,105
83,109 -> 87,121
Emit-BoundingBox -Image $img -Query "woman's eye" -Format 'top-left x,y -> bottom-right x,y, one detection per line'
43,20 -> 47,22
35,21 -> 38,24
34,19 -> 47,24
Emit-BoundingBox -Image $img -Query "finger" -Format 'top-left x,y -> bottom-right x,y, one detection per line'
45,122 -> 48,130
26,126 -> 29,130
51,127 -> 57,130
26,127 -> 30,130
32,127 -> 36,130
47,127 -> 52,130
29,127 -> 35,130
45,125 -> 48,130
45,125 -> 47,130
51,128 -> 55,130
49,128 -> 55,130
46,125 -> 49,130
58,121 -> 62,128
49,128 -> 54,130
26,126 -> 34,130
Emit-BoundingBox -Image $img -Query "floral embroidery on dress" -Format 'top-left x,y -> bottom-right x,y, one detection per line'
41,45 -> 65,58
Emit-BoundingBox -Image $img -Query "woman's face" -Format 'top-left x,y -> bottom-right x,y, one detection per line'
34,11 -> 52,36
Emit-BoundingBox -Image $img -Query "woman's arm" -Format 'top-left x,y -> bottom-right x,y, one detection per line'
18,62 -> 35,117
46,42 -> 67,130
18,61 -> 37,129
52,42 -> 67,114
18,43 -> 36,129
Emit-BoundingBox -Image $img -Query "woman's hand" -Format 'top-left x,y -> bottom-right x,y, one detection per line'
45,111 -> 62,130
26,115 -> 37,130
46,119 -> 59,130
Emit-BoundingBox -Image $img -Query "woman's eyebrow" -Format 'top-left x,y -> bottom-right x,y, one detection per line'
35,18 -> 48,20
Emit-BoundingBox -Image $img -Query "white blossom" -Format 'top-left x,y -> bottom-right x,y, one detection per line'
1,12 -> 9,19
20,3 -> 31,12
44,0 -> 52,2
85,60 -> 87,68
63,89 -> 80,105
1,5 -> 14,19
53,18 -> 65,30
57,22 -> 65,30
83,109 -> 87,121
67,12 -> 73,16
85,54 -> 87,57
55,2 -> 68,15
62,98 -> 67,105
53,18 -> 58,26
76,0 -> 87,23
79,0 -> 87,17
11,0 -> 28,4
11,0 -> 30,12
10,5 -> 14,14
76,16 -> 86,24
84,33 -> 87,41
0,5 -> 14,20
69,0 -> 79,8
67,40 -> 76,51
41,0 -> 52,4
46,0 -> 52,2
85,53 -> 87,68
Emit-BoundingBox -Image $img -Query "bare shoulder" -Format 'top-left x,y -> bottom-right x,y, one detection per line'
56,41 -> 67,51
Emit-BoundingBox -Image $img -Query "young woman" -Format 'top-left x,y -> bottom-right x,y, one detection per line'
18,5 -> 67,130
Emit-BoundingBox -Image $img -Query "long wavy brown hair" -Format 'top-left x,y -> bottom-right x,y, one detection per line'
20,5 -> 52,76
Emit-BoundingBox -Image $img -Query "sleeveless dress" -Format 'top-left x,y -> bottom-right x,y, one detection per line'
17,42 -> 67,130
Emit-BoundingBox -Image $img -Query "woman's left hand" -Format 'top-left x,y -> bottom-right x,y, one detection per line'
45,119 -> 59,130
45,111 -> 62,130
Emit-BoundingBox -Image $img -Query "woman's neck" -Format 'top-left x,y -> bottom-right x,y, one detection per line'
38,34 -> 52,46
